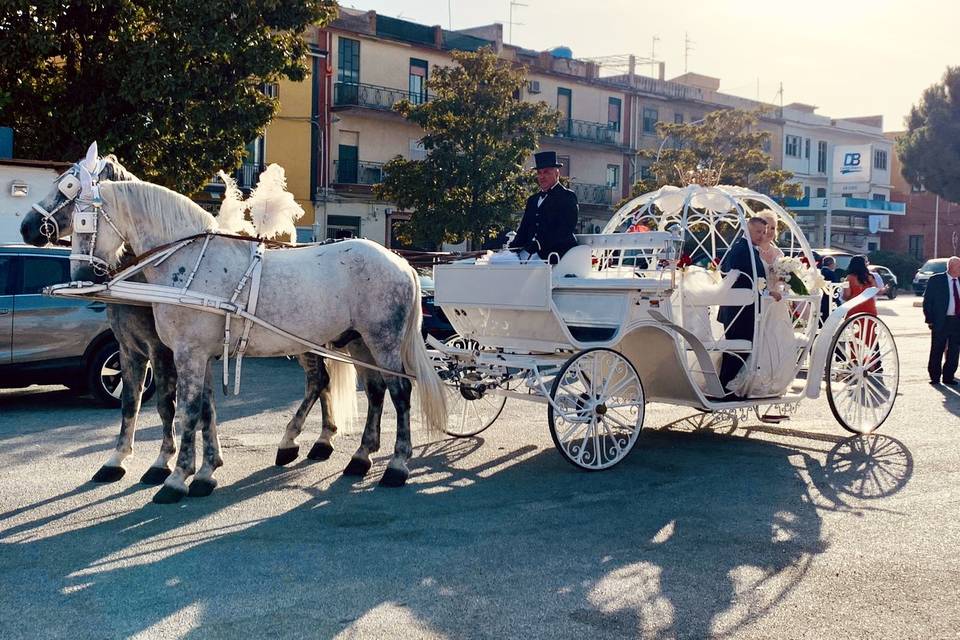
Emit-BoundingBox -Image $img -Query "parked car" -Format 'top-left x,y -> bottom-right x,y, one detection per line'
0,245 -> 154,406
913,258 -> 949,296
869,265 -> 898,299
417,269 -> 455,340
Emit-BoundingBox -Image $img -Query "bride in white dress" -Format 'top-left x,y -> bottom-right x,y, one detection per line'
728,210 -> 799,398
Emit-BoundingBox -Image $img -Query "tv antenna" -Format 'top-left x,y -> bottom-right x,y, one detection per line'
509,1 -> 527,45
650,35 -> 660,76
684,32 -> 694,72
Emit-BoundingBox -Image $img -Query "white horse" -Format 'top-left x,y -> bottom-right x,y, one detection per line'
20,145 -> 355,485
70,180 -> 446,502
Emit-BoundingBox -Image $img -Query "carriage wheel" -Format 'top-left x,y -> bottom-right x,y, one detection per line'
439,335 -> 507,438
548,348 -> 645,470
826,313 -> 899,434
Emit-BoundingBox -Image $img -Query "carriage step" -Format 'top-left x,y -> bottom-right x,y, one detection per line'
758,414 -> 790,424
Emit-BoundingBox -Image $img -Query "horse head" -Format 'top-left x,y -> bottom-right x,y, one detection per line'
20,141 -> 138,246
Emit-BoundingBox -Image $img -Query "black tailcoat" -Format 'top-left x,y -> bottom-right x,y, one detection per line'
717,236 -> 765,389
509,182 -> 579,261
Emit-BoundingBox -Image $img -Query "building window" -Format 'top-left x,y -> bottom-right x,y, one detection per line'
607,97 -> 622,132
762,139 -> 771,153
872,193 -> 887,201
804,138 -> 810,159
674,112 -> 684,124
642,107 -> 659,134
785,135 -> 801,158
874,149 -> 888,170
557,88 -> 572,136
816,187 -> 826,198
639,164 -> 653,180
337,37 -> 360,84
606,164 -> 619,188
409,58 -> 428,104
409,139 -> 426,161
262,83 -> 279,99
557,155 -> 570,178
336,144 -> 359,183
803,186 -> 810,199
817,141 -> 827,173
327,215 -> 362,240
909,235 -> 923,261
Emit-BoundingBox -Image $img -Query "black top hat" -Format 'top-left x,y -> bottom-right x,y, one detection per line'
533,151 -> 563,169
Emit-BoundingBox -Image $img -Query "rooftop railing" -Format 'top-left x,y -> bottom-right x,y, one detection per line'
553,118 -> 620,146
333,81 -> 430,111
572,182 -> 615,206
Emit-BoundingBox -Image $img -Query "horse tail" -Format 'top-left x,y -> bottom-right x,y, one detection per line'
325,357 -> 358,434
401,269 -> 447,435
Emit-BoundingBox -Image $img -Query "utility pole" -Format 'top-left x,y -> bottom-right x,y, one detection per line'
509,1 -> 527,45
935,195 -> 941,258
448,0 -> 452,29
684,32 -> 694,73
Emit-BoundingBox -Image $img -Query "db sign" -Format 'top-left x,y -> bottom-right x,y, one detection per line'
833,144 -> 872,184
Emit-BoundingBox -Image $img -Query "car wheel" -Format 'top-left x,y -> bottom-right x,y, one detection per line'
86,342 -> 156,407
887,287 -> 897,300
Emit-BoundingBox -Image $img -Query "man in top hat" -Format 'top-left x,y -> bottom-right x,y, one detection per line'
509,151 -> 579,263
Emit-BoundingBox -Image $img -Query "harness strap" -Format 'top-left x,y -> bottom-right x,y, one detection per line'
232,243 -> 265,394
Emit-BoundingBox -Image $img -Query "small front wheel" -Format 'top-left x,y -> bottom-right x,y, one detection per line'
826,313 -> 899,434
548,348 -> 644,470
437,335 -> 507,438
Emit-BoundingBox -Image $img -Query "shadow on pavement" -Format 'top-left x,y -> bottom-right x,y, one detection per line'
0,417 -> 914,639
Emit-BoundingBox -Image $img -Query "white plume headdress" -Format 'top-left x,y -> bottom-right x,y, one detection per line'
246,164 -> 304,242
216,170 -> 255,236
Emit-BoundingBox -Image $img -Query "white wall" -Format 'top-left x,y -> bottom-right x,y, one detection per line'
0,165 -> 60,244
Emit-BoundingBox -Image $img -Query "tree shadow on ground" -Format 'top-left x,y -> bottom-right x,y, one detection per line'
0,417 -> 914,639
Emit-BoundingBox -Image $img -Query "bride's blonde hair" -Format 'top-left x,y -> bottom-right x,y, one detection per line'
753,209 -> 779,241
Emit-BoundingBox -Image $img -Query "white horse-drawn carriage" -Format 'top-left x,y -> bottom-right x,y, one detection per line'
427,184 -> 899,470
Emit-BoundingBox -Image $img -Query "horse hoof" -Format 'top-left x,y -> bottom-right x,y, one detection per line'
307,441 -> 333,461
275,446 -> 299,466
343,457 -> 371,477
152,485 -> 187,504
378,466 -> 409,488
188,478 -> 218,497
92,465 -> 126,483
140,466 -> 171,485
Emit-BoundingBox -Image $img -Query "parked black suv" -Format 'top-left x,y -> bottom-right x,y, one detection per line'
0,245 -> 154,405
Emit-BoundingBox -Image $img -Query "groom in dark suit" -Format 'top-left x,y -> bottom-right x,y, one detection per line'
509,151 -> 579,263
717,217 -> 778,393
923,256 -> 960,385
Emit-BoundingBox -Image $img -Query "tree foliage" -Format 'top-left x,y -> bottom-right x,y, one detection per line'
0,1 -> 337,192
897,66 -> 960,203
626,108 -> 801,202
375,48 -> 559,248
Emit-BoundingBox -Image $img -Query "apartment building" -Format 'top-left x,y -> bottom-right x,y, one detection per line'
885,131 -> 960,261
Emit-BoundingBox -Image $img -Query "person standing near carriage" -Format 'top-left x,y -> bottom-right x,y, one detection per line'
923,256 -> 960,386
509,151 -> 579,264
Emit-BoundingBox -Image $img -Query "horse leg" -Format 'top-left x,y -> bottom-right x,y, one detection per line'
343,341 -> 385,478
379,375 -> 414,488
92,342 -> 148,483
189,364 -> 222,497
153,353 -> 209,504
140,342 -> 177,485
276,354 -> 327,465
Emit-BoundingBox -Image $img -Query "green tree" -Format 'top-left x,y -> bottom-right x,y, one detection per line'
897,66 -> 960,202
375,47 -> 559,248
626,108 -> 801,202
0,1 -> 337,192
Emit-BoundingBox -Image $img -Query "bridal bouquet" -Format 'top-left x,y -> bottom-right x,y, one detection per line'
772,256 -> 810,295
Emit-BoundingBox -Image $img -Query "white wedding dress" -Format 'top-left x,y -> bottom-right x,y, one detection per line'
727,253 -> 799,398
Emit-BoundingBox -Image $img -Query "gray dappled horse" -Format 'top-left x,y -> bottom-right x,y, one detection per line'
20,145 -> 355,488
69,179 -> 447,502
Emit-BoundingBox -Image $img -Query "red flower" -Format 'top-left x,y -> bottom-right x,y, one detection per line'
677,253 -> 693,268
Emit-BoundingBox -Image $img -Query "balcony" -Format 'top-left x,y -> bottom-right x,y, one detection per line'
207,162 -> 265,192
572,182 -> 615,207
333,82 -> 430,112
784,196 -> 906,216
553,118 -> 621,147
333,160 -> 386,185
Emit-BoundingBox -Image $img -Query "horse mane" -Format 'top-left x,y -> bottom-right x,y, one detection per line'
101,154 -> 139,182
99,181 -> 218,242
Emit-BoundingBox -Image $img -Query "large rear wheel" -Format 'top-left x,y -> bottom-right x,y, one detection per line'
548,348 -> 644,470
826,313 -> 899,434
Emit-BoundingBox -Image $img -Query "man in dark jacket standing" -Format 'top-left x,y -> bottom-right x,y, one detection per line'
509,151 -> 579,263
923,256 -> 960,385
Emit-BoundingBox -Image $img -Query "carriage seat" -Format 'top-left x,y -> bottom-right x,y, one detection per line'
552,244 -> 592,279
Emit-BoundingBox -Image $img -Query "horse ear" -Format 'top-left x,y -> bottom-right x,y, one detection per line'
82,142 -> 99,171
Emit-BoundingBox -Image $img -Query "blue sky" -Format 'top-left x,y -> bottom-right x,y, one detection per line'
343,0 -> 958,130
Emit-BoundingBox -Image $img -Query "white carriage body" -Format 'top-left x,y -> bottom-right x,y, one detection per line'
434,184 -> 833,409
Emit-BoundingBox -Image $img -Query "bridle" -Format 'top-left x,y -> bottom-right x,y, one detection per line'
34,159 -> 129,276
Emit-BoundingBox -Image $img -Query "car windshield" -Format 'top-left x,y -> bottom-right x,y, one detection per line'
921,260 -> 948,274
418,273 -> 435,291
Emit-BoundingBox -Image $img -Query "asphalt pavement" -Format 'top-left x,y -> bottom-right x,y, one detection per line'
1,294 -> 958,639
